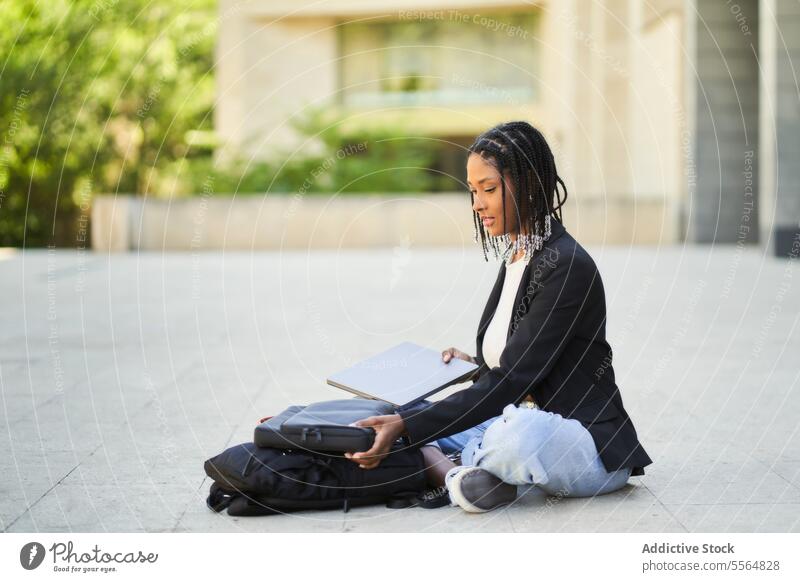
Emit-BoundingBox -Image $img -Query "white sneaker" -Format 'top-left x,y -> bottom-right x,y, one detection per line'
445,466 -> 518,513
444,465 -> 472,506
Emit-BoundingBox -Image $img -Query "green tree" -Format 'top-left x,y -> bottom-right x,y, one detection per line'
0,0 -> 216,246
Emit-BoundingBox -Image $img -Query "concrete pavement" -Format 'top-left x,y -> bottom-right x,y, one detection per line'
1,244 -> 798,532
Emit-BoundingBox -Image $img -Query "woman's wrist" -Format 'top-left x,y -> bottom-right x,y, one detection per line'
393,413 -> 408,437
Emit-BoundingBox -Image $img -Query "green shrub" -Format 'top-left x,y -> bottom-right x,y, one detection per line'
186,108 -> 444,196
0,0 -> 216,247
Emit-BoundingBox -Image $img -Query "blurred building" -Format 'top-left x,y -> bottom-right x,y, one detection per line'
215,0 -> 800,253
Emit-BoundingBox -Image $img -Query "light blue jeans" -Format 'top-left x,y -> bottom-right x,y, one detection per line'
428,403 -> 632,497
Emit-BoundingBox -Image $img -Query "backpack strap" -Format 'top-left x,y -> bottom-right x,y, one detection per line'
385,492 -> 417,509
313,456 -> 355,513
206,482 -> 236,513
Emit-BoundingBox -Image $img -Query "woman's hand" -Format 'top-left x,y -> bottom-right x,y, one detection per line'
441,347 -> 476,365
344,414 -> 406,470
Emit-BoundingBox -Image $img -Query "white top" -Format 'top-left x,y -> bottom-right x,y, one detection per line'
481,255 -> 539,409
481,256 -> 529,370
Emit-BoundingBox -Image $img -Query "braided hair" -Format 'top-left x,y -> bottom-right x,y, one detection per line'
467,121 -> 568,263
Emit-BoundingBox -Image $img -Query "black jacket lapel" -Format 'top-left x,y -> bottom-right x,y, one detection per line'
476,219 -> 569,366
505,220 -> 568,340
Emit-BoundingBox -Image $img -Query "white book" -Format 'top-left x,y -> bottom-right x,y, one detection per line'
326,341 -> 479,407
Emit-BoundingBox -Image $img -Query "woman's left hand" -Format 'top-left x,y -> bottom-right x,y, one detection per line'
344,414 -> 406,469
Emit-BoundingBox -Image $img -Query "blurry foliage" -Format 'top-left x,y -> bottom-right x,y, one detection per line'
0,1 -> 456,247
191,107 -> 444,195
0,0 -> 216,246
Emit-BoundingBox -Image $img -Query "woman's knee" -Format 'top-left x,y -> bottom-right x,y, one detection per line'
469,410 -> 554,486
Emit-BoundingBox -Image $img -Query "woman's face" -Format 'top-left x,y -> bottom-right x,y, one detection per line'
467,153 -> 520,238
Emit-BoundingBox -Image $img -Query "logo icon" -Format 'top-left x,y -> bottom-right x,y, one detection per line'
20,542 -> 46,570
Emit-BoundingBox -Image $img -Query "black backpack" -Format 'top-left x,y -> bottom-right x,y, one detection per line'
204,441 -> 428,516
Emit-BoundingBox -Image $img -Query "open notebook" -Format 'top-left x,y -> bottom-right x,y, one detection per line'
326,341 -> 479,407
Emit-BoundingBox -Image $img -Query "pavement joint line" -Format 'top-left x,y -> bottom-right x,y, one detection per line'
2,442 -> 103,532
4,354 -> 204,534
173,383 -> 272,532
632,480 -> 689,533
556,482 -> 645,533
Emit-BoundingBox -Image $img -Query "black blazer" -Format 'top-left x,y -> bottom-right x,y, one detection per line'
397,219 -> 653,476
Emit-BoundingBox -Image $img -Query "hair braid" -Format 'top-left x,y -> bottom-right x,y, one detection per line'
467,121 -> 568,263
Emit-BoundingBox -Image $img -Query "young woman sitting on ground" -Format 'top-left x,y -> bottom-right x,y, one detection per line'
344,120 -> 653,513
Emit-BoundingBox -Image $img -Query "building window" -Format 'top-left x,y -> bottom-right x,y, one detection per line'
338,11 -> 541,107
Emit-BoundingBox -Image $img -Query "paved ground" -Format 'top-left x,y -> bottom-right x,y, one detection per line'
1,243 -> 798,532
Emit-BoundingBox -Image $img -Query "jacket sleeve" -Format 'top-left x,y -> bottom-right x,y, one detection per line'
397,253 -> 596,448
469,359 -> 488,382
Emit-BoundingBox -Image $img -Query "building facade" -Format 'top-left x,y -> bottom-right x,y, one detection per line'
215,0 -> 799,253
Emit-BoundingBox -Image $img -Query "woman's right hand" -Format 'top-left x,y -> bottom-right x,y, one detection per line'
441,347 -> 476,365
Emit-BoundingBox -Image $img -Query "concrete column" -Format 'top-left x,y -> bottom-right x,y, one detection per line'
566,0 -> 607,203
629,0 -> 686,243
214,2 -> 338,163
688,0 -> 760,244
760,0 -> 800,257
602,0 -> 633,199
214,0 -> 254,165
